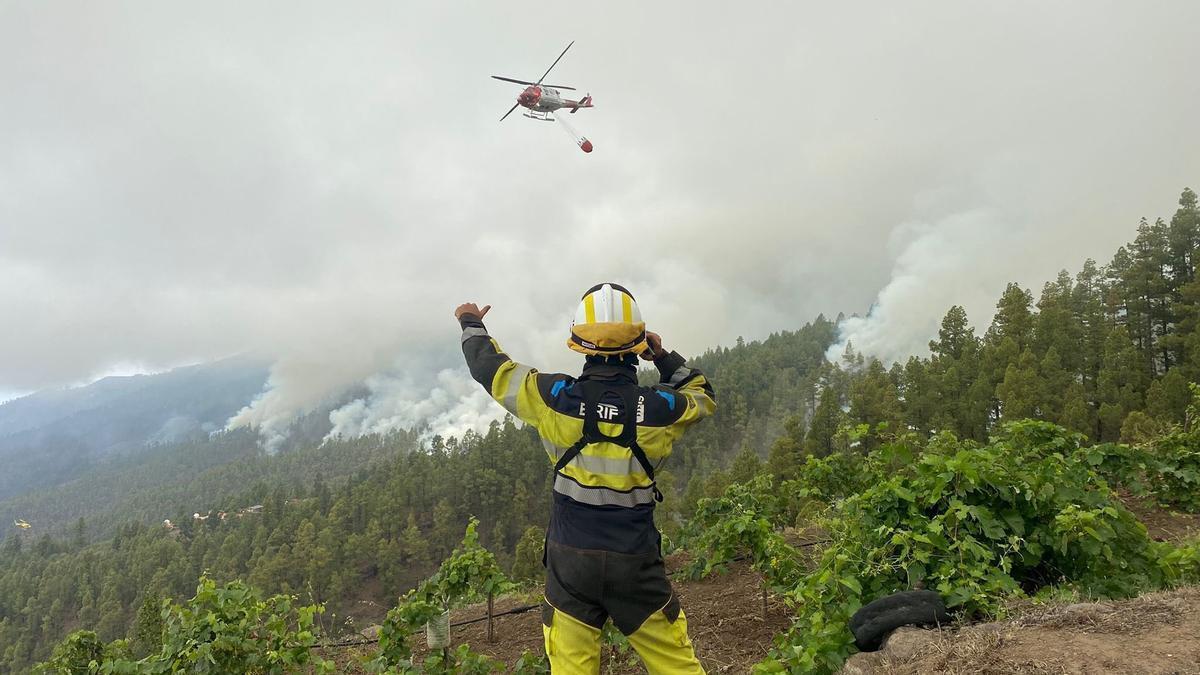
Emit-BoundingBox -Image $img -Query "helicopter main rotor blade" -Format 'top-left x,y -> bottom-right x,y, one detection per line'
492,75 -> 537,86
535,41 -> 574,86
492,75 -> 576,91
500,102 -> 520,122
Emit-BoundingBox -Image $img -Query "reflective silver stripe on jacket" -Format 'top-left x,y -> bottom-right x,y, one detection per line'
553,475 -> 657,507
667,365 -> 693,387
460,326 -> 489,343
501,363 -> 533,416
542,437 -> 564,462
576,453 -> 644,476
543,438 -> 648,476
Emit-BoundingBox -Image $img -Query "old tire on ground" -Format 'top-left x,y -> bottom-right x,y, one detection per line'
849,590 -> 948,652
849,590 -> 944,634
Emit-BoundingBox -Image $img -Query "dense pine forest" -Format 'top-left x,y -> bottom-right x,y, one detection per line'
1,188 -> 1197,673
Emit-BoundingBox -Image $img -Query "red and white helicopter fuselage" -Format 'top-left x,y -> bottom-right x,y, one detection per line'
514,85 -> 592,120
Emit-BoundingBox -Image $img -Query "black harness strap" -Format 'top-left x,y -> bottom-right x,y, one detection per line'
553,381 -> 609,473
554,380 -> 663,502
627,440 -> 660,489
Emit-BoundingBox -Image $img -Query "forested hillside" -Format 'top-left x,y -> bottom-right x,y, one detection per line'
779,187 -> 1200,458
2,188 -> 1197,673
0,423 -> 412,545
0,357 -> 269,504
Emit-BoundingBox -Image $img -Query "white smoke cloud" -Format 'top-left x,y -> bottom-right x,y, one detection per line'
327,368 -> 500,442
824,152 -> 1158,366
827,206 -> 1029,364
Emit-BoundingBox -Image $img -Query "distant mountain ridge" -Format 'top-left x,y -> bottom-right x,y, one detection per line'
0,356 -> 270,502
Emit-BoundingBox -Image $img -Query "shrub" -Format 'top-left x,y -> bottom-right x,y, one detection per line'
367,518 -> 513,674
511,526 -> 545,583
511,650 -> 551,674
682,476 -> 802,589
756,421 -> 1167,673
1083,431 -> 1200,512
37,578 -> 332,674
35,631 -> 107,675
1157,538 -> 1200,584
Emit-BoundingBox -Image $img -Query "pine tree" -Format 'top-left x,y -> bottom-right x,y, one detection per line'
1122,218 -> 1172,371
1096,326 -> 1147,437
70,518 -> 87,551
1037,347 -> 1072,421
987,283 -> 1035,351
766,415 -> 807,481
804,384 -> 843,458
728,446 -> 763,484
996,349 -> 1041,421
1162,188 -> 1200,370
94,583 -> 124,641
312,475 -> 332,515
1120,410 -> 1165,444
1072,258 -> 1110,403
430,500 -> 458,561
1034,272 -> 1082,374
930,306 -> 973,360
376,538 -> 405,598
77,588 -> 98,629
400,513 -> 430,568
1059,383 -> 1094,436
1145,368 -> 1191,425
510,526 -> 545,583
848,359 -> 902,446
1167,187 -> 1200,289
132,593 -> 164,658
978,336 -> 1020,426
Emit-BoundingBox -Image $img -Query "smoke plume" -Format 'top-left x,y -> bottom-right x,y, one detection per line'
3,2 -> 1198,447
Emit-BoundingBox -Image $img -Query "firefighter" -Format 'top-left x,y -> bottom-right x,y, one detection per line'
456,282 -> 714,674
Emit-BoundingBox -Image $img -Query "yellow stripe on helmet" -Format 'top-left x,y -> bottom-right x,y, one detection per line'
584,294 -> 596,324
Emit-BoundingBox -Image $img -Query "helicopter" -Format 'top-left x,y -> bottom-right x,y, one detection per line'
492,41 -> 594,151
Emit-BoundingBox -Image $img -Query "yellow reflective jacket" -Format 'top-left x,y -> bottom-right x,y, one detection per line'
459,314 -> 715,553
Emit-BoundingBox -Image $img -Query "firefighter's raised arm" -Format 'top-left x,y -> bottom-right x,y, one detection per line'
455,302 -> 545,429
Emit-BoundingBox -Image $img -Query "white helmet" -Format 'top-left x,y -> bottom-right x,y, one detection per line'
567,283 -> 648,356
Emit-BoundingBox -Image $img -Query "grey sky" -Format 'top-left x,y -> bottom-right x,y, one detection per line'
2,2 -> 1198,439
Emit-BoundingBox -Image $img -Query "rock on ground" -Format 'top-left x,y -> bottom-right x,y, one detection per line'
840,627 -> 940,674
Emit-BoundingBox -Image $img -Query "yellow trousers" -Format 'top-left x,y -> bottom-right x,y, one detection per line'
542,599 -> 705,675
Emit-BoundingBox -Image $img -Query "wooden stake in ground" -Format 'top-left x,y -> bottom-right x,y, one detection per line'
487,592 -> 495,642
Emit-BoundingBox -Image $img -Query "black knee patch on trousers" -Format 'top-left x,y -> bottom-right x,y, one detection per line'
662,594 -> 681,624
544,540 -> 675,635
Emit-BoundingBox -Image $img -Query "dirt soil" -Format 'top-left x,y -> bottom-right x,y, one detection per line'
325,556 -> 790,673
438,555 -> 788,673
323,507 -> 1197,673
1120,492 -> 1200,543
850,587 -> 1200,675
